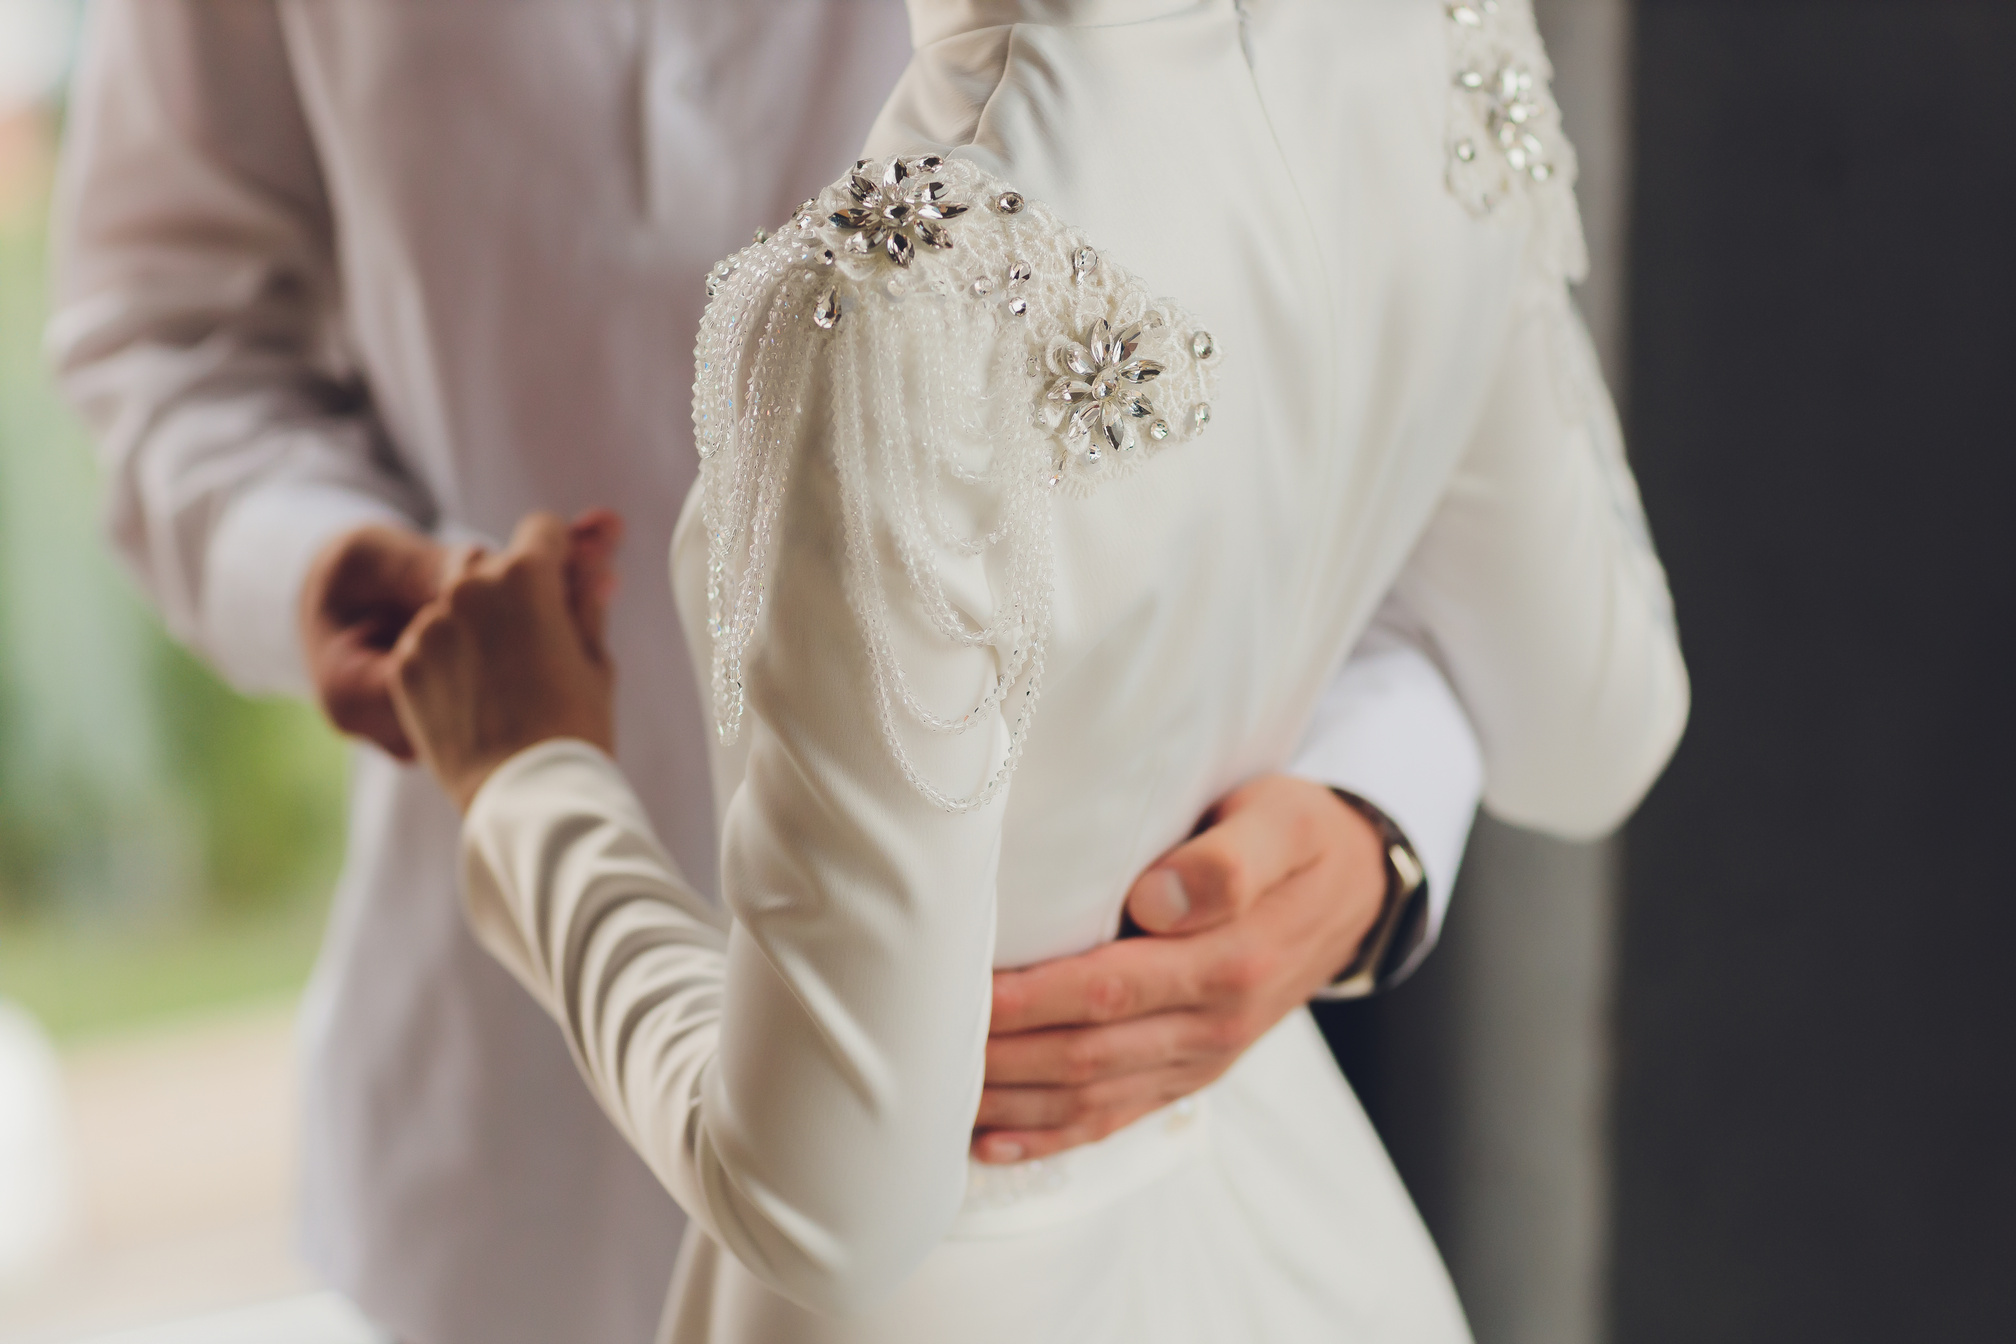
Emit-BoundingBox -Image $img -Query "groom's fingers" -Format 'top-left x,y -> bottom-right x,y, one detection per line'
301,524 -> 455,761
974,1078 -> 1191,1133
983,1007 -> 1217,1087
980,787 -> 1391,1162
995,777 -> 1386,1037
1123,776 -> 1333,936
990,934 -> 1218,1036
972,1068 -> 1210,1163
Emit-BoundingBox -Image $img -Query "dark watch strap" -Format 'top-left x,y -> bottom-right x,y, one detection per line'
1322,789 -> 1430,1000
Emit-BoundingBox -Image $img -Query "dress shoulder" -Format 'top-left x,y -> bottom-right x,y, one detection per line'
1441,0 -> 1589,286
692,154 -> 1222,811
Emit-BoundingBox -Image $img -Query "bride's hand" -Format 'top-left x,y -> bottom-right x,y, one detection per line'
389,510 -> 623,811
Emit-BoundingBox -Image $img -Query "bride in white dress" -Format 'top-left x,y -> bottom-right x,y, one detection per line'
388,1 -> 1687,1339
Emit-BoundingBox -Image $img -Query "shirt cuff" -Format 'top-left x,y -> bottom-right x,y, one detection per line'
202,481 -> 417,696
1286,638 -> 1484,974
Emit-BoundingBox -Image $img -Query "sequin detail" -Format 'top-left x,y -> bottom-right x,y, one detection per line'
1444,0 -> 1588,284
828,155 -> 971,267
1045,319 -> 1164,458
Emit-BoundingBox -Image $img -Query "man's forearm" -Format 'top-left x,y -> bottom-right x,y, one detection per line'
51,0 -> 428,695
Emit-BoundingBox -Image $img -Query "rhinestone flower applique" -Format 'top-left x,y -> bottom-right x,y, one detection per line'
828,155 -> 969,267
1046,319 -> 1165,461
1444,0 -> 1588,283
693,154 -> 1219,811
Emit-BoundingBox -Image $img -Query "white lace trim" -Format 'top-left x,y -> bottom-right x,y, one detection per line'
692,155 -> 1221,812
1443,0 -> 1589,286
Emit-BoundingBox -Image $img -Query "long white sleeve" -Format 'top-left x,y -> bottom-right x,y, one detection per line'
462,325 -> 1007,1312
1397,280 -> 1689,840
48,0 -> 428,695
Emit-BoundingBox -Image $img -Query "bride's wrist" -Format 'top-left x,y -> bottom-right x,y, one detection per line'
452,734 -> 616,816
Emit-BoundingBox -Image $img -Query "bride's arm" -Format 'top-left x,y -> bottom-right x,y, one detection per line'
1393,285 -> 1690,838
397,439 -> 1006,1312
664,408 -> 1005,1304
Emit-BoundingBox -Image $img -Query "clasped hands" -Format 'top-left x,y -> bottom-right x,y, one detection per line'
303,511 -> 1390,1164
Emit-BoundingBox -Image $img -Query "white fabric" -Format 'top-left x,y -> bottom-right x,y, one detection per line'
48,2 -> 1489,1342
459,1 -> 1687,1339
468,740 -> 1472,1342
1289,602 -> 1485,971
0,1001 -> 72,1285
1291,626 -> 1481,911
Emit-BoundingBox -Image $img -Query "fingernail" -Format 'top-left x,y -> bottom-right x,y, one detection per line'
1135,869 -> 1189,929
981,1138 -> 1024,1164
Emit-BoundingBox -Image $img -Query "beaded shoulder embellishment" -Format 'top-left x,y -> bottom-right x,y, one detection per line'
1443,0 -> 1589,285
692,155 -> 1221,811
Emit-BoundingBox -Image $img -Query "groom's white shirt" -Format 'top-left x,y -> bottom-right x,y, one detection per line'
48,3 -> 1483,1342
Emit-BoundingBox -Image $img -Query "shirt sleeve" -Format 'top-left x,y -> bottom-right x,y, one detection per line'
1393,275 -> 1689,841
1286,601 -> 1484,962
47,0 -> 429,697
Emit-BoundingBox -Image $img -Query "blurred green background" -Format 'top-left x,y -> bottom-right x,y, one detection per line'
0,89 -> 348,1041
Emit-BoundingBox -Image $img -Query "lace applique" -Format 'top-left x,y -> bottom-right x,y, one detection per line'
1443,0 -> 1589,285
692,155 -> 1221,811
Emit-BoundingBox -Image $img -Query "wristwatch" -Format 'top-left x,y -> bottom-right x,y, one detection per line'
1321,789 -> 1430,1000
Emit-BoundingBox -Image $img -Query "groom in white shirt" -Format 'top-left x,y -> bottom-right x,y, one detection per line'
51,2 -> 1483,1341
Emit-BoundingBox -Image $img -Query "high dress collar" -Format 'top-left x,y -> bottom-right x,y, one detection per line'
907,0 -> 1233,49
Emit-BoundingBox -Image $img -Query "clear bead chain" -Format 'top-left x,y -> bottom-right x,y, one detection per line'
831,321 -> 1050,812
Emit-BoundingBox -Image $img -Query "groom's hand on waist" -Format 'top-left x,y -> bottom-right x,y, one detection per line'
974,774 -> 1386,1164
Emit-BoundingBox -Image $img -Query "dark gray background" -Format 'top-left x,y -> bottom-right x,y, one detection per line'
1616,3 -> 2016,1340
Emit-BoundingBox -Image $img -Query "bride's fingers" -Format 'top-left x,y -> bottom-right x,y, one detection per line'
505,510 -> 572,572
441,542 -> 486,588
569,515 -> 623,595
386,599 -> 470,767
569,506 -> 624,553
484,512 -> 581,638
566,509 -> 625,662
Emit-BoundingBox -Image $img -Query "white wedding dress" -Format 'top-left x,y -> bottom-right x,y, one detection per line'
459,1 -> 1687,1340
